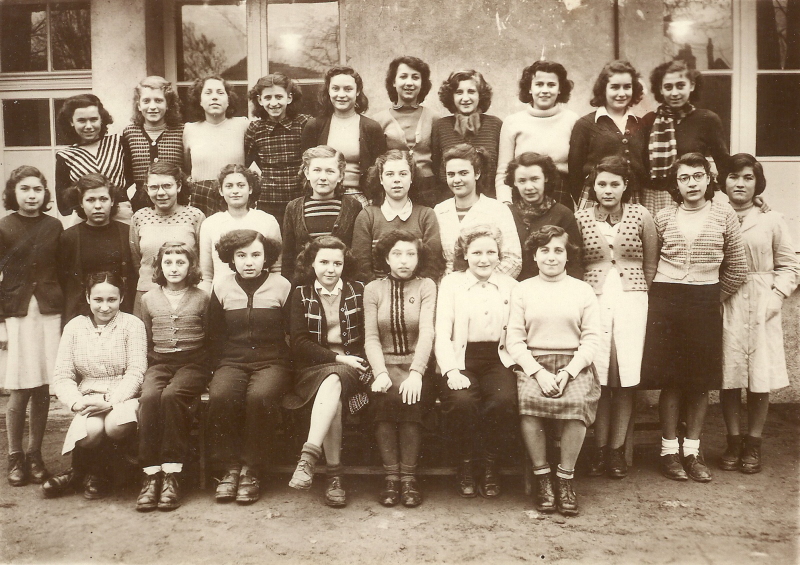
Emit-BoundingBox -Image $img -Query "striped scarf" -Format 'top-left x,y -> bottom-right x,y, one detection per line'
648,104 -> 694,180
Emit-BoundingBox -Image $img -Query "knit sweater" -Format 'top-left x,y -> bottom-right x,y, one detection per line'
183,117 -> 249,181
198,209 -> 282,293
495,104 -> 579,203
509,202 -> 583,281
575,203 -> 658,293
653,200 -> 747,296
506,274 -> 601,378
129,205 -> 205,293
351,204 -> 444,282
140,286 -> 208,354
373,105 -> 440,178
363,276 -> 436,377
122,124 -> 185,210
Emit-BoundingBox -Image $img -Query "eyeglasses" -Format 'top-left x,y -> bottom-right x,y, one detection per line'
146,183 -> 176,192
677,172 -> 707,184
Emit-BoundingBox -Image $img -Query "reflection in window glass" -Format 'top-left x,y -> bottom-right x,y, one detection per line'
757,75 -> 800,156
178,3 -> 247,81
178,84 -> 249,120
3,99 -> 51,146
51,3 -> 91,70
268,1 -> 339,79
0,5 -> 47,72
292,83 -> 325,118
663,0 -> 732,71
697,74 -> 732,150
757,0 -> 800,70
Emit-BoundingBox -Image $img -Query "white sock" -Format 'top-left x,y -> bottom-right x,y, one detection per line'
682,438 -> 700,458
143,465 -> 161,475
660,437 -> 679,456
162,463 -> 183,474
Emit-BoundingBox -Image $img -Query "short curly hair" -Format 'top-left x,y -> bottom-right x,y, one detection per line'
216,229 -> 281,274
373,229 -> 429,278
724,153 -> 766,197
319,66 -> 369,116
71,173 -> 120,220
518,60 -> 573,105
186,75 -> 239,122
587,156 -> 634,203
131,76 -> 183,127
57,94 -> 113,144
217,164 -> 261,209
453,224 -> 503,272
667,152 -> 716,204
437,70 -> 493,114
590,60 -> 644,108
504,152 -> 561,206
151,242 -> 203,287
650,59 -> 703,104
443,143 -> 491,195
294,235 -> 357,287
301,145 -> 347,197
384,56 -> 433,104
146,161 -> 190,206
365,150 -> 419,205
3,165 -> 51,213
248,73 -> 303,120
525,225 -> 580,266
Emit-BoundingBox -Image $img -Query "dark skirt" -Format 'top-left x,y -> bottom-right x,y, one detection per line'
640,282 -> 722,391
517,354 -> 600,426
281,362 -> 361,410
368,363 -> 433,424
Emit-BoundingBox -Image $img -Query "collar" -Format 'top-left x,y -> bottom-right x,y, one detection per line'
315,279 -> 343,297
464,269 -> 500,289
391,102 -> 421,111
593,204 -> 625,224
381,199 -> 413,222
595,106 -> 638,123
263,115 -> 295,131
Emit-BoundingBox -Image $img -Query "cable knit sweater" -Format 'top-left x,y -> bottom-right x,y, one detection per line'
363,276 -> 436,377
140,286 -> 209,354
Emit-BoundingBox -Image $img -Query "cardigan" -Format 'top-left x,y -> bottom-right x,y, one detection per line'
52,312 -> 147,410
433,194 -> 522,278
140,286 -> 208,354
506,275 -> 601,378
351,203 -> 444,282
58,220 -> 137,324
435,270 -> 517,375
363,276 -> 436,377
280,195 -> 361,283
575,203 -> 658,293
300,114 -> 387,194
0,213 -> 63,319
509,202 -> 583,280
495,104 -> 579,203
431,114 -> 502,201
290,279 -> 366,373
373,105 -> 440,178
567,110 -> 648,201
654,200 -> 747,296
122,124 -> 185,211
183,117 -> 249,182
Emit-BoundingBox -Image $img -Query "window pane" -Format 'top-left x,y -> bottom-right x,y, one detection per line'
178,3 -> 247,81
0,4 -> 47,72
53,98 -> 72,145
663,0 -> 732,71
697,74 -> 732,149
3,99 -> 51,146
757,0 -> 800,70
268,1 -> 339,79
51,3 -> 91,70
757,75 -> 800,156
291,83 -> 324,117
177,84 -> 249,121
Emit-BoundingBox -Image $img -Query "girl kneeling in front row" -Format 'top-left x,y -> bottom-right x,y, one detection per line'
285,236 -> 372,507
507,226 -> 601,517
136,242 -> 210,512
44,272 -> 147,499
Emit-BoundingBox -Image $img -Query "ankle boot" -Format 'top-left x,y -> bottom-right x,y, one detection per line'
555,476 -> 579,517
25,450 -> 49,484
7,452 -> 27,487
719,434 -> 742,471
456,460 -> 476,498
740,436 -> 762,474
533,473 -> 556,513
588,446 -> 607,477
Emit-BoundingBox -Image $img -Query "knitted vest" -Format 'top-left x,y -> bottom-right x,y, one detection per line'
575,204 -> 649,293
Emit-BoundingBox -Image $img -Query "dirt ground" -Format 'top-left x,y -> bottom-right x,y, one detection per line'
0,399 -> 797,565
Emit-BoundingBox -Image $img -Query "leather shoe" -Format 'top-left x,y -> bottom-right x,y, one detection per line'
136,473 -> 162,512
533,473 -> 556,514
25,451 -> 48,484
683,454 -> 712,483
740,436 -> 762,474
158,473 -> 181,511
289,459 -> 315,490
478,460 -> 501,498
587,446 -> 607,477
378,477 -> 400,507
42,468 -> 79,498
660,453 -> 688,481
719,434 -> 742,471
236,470 -> 260,505
400,478 -> 422,508
215,467 -> 240,503
606,446 -> 628,479
555,476 -> 579,517
324,476 -> 346,508
83,474 -> 108,500
7,452 -> 27,487
456,461 -> 476,498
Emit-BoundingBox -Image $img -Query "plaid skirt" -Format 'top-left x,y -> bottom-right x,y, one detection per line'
639,187 -> 673,218
188,179 -> 225,217
281,362 -> 370,414
517,354 -> 601,426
